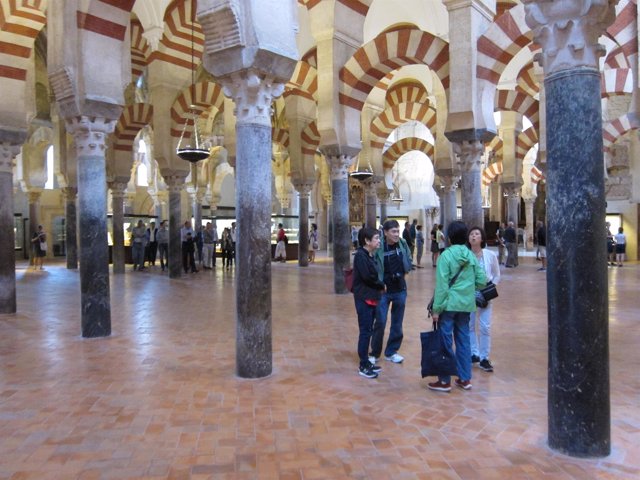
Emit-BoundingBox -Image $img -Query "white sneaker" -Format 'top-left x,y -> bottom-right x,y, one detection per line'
385,353 -> 404,363
368,356 -> 378,365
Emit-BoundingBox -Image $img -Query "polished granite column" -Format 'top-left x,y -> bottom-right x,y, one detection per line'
67,117 -> 113,337
164,176 -> 185,279
325,154 -> 353,294
0,143 -> 21,314
295,183 -> 312,267
62,187 -> 78,269
325,195 -> 333,257
222,71 -> 287,378
27,190 -> 42,260
455,140 -> 484,229
438,173 -> 460,232
378,189 -> 390,224
364,179 -> 378,228
109,182 -> 127,274
503,182 -> 521,225
524,197 -> 536,251
525,0 -> 612,457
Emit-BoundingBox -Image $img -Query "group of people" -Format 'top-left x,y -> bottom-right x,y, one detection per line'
352,219 -> 500,392
607,223 -> 627,267
273,223 -> 321,263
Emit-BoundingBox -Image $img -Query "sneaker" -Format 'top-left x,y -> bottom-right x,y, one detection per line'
368,362 -> 382,373
427,381 -> 451,392
479,359 -> 494,372
537,267 -> 546,271
455,379 -> 472,390
368,355 -> 378,365
385,353 -> 404,364
358,365 -> 378,379
471,355 -> 480,364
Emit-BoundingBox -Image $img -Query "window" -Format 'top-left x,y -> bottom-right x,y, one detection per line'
44,145 -> 54,189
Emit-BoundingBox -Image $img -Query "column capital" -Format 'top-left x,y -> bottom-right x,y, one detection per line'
325,154 -> 354,181
219,69 -> 286,127
162,170 -> 188,194
65,116 -> 117,156
502,182 -> 522,199
453,140 -> 484,172
27,190 -> 43,203
524,0 -> 616,76
438,173 -> 461,193
109,182 -> 128,197
0,143 -> 21,174
61,186 -> 78,200
377,188 -> 392,204
293,182 -> 314,197
523,197 -> 536,206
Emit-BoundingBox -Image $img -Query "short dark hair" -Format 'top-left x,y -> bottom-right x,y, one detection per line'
467,226 -> 487,249
382,219 -> 399,231
359,226 -> 379,246
447,221 -> 468,245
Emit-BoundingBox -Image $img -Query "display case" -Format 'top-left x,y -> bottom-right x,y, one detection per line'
270,215 -> 299,244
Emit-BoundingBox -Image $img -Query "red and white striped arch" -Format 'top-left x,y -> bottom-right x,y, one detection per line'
385,80 -> 429,109
495,89 -> 539,132
477,3 -> 533,85
382,137 -> 434,169
496,0 -> 518,17
340,26 -> 449,111
131,19 -> 151,80
170,81 -> 224,137
603,112 -> 640,154
606,0 -> 637,67
148,0 -> 203,71
531,165 -> 545,184
604,45 -> 630,69
113,103 -> 153,152
516,61 -> 538,98
0,0 -> 46,80
301,120 -> 320,157
516,126 -> 538,160
301,47 -> 317,69
77,0 -> 136,41
370,103 -> 437,149
601,68 -> 633,98
285,60 -> 317,102
272,125 -> 290,149
298,0 -> 372,16
482,161 -> 503,186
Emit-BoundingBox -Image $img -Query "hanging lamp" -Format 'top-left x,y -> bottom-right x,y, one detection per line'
176,10 -> 210,163
349,153 -> 373,182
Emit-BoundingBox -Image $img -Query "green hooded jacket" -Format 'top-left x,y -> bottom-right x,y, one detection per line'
432,245 -> 486,314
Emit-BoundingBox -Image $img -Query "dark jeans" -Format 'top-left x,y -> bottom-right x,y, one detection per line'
371,289 -> 407,358
354,297 -> 376,367
158,243 -> 168,270
147,241 -> 158,264
182,242 -> 196,272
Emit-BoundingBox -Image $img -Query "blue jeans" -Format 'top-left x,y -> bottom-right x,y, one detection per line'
354,298 -> 376,367
470,303 -> 493,360
132,242 -> 145,269
370,290 -> 406,358
438,311 -> 472,384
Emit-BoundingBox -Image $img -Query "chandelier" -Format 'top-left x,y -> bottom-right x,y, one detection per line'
349,152 -> 373,182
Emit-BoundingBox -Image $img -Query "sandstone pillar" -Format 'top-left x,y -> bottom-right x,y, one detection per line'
525,0 -> 613,457
62,187 -> 78,269
67,117 -> 114,338
0,143 -> 21,314
109,181 -> 127,274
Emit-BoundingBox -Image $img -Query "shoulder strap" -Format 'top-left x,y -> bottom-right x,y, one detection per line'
448,263 -> 466,287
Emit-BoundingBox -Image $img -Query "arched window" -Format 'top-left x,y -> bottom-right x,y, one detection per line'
44,145 -> 54,189
136,140 -> 149,187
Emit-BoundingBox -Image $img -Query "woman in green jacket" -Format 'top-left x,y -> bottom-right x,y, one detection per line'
428,221 -> 486,393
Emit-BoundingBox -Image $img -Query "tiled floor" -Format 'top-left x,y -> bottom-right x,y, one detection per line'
1,253 -> 639,479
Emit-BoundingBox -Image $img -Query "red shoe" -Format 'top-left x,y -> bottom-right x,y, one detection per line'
427,381 -> 451,392
455,379 -> 472,390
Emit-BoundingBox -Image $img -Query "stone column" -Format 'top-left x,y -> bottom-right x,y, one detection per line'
438,173 -> 460,231
67,117 -> 114,338
323,193 -> 333,256
363,179 -> 378,228
324,154 -> 353,294
378,189 -> 390,224
221,71 -> 287,378
27,190 -> 42,259
0,143 -> 21,314
109,182 -> 127,274
503,183 -> 521,225
524,197 -> 536,251
164,175 -> 185,279
294,183 -> 312,267
525,0 -> 613,457
193,189 -> 204,232
62,187 -> 78,269
318,197 -> 328,251
454,140 -> 484,229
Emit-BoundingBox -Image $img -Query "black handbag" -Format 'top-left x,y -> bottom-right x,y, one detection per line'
475,281 -> 498,308
420,321 -> 458,378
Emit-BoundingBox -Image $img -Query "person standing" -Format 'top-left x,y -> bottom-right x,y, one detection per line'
352,227 -> 386,379
503,221 -> 518,268
180,221 -> 196,273
430,226 -> 440,267
403,221 -> 415,266
131,220 -> 147,271
30,225 -> 47,270
274,223 -> 287,262
536,220 -> 547,272
410,218 -> 418,261
415,225 -> 425,267
370,219 -> 413,365
606,222 -> 616,266
194,226 -> 204,268
230,221 -> 237,262
202,222 -> 218,269
309,223 -> 319,263
615,227 -> 627,267
146,221 -> 158,267
436,224 -> 446,254
221,227 -> 233,269
496,223 -> 506,265
351,225 -> 359,250
157,220 -> 169,272
428,221 -> 486,392
467,226 -> 500,373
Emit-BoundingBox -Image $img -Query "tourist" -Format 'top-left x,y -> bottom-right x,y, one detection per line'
202,222 -> 218,269
430,225 -> 439,267
180,220 -> 196,273
131,220 -> 147,271
309,223 -> 319,263
504,221 -> 518,267
415,224 -> 424,267
145,221 -> 158,267
30,225 -> 47,270
274,223 -> 287,262
536,220 -> 547,271
157,220 -> 169,272
615,227 -> 627,267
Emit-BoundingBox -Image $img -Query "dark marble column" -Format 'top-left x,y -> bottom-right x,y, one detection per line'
295,183 -> 312,267
68,117 -> 113,338
325,154 -> 352,294
438,174 -> 460,232
378,191 -> 389,224
364,180 -> 378,228
455,140 -> 484,229
525,0 -> 613,458
164,177 -> 184,279
62,187 -> 78,269
0,143 -> 21,314
109,182 -> 127,274
326,199 -> 333,257
27,190 -> 42,260
503,182 -> 521,225
193,191 -> 203,232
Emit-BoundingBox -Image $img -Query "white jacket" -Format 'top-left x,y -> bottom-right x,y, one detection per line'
478,248 -> 501,285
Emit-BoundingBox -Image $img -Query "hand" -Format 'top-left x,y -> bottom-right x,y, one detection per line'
432,313 -> 439,322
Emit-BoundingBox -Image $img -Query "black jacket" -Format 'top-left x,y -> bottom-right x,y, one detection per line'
352,247 -> 385,301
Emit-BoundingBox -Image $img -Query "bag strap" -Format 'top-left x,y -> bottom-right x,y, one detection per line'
448,263 -> 466,287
